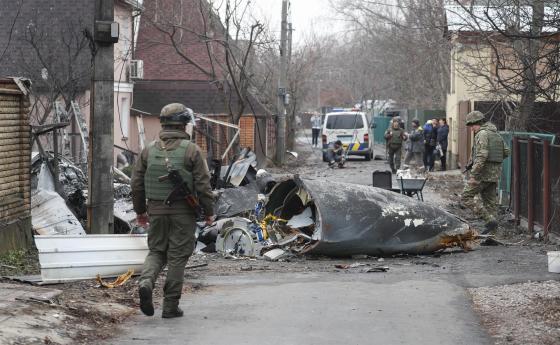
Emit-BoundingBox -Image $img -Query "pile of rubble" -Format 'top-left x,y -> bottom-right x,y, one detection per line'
30,151 -> 136,236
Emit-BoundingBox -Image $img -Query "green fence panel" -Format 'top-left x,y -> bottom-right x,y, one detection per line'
372,116 -> 392,144
407,109 -> 446,130
498,131 -> 556,202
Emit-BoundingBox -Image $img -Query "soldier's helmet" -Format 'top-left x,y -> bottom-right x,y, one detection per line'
160,103 -> 193,125
465,111 -> 486,126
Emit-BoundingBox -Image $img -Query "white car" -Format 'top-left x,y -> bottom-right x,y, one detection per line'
322,111 -> 375,161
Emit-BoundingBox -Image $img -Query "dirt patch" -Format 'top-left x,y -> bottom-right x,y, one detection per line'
469,280 -> 560,345
0,270 -> 209,345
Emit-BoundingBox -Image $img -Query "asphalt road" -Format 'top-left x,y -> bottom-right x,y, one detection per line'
108,131 -> 557,345
112,273 -> 492,345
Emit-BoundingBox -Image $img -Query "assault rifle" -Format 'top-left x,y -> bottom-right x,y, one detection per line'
159,169 -> 201,214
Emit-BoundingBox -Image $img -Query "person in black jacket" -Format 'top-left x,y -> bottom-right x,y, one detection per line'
422,120 -> 438,171
437,118 -> 449,171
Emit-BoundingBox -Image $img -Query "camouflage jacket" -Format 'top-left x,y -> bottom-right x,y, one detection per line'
471,123 -> 510,182
131,130 -> 214,216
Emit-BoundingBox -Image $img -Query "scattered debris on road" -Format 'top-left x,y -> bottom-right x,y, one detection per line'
96,269 -> 135,288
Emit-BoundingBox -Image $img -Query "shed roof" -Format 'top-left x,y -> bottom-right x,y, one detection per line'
132,80 -> 271,117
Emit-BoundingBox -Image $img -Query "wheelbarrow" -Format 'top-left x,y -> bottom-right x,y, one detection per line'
397,177 -> 427,201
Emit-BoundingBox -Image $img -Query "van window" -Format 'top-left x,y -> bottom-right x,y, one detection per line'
325,115 -> 364,129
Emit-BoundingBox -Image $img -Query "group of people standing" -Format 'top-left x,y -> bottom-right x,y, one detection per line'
384,117 -> 449,173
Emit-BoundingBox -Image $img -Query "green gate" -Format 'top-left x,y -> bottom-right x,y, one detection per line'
498,132 -> 556,204
372,116 -> 392,144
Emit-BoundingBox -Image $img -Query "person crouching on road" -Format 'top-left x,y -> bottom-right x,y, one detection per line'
460,111 -> 509,234
384,120 -> 407,174
131,103 -> 215,319
403,119 -> 424,169
327,140 -> 345,168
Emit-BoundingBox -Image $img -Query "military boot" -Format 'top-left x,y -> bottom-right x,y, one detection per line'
139,283 -> 154,316
162,274 -> 184,319
162,306 -> 184,319
483,219 -> 498,234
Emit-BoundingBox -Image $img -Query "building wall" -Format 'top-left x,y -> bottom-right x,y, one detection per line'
446,42 -> 496,168
0,79 -> 32,253
135,0 -> 226,81
113,1 -> 136,165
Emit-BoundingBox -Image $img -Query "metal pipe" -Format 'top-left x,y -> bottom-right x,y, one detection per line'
221,130 -> 240,161
527,137 -> 534,234
513,136 -> 520,223
543,139 -> 551,239
195,114 -> 240,129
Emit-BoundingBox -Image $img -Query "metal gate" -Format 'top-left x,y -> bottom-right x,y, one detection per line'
372,116 -> 392,144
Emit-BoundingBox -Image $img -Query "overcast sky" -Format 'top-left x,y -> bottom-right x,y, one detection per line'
252,0 -> 346,45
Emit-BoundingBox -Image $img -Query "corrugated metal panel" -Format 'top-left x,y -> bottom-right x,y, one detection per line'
34,235 -> 149,283
31,190 -> 86,236
0,78 -> 31,226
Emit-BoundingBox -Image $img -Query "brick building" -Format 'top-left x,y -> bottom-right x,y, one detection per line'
130,0 -> 275,165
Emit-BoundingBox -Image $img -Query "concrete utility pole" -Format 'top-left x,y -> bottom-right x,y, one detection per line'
276,0 -> 289,164
88,0 -> 116,234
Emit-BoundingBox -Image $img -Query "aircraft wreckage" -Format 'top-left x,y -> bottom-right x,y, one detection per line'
212,175 -> 477,258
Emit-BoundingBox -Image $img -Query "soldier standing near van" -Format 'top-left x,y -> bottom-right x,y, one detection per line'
131,103 -> 214,318
461,111 -> 509,233
384,120 -> 407,174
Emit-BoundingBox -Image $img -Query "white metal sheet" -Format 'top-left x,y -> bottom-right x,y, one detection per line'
34,234 -> 148,283
31,189 -> 86,236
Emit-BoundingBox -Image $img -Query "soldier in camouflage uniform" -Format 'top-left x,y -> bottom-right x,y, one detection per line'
131,103 -> 214,318
461,111 -> 510,233
384,120 -> 407,173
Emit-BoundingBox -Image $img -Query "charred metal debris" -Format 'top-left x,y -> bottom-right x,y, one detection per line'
201,174 -> 479,260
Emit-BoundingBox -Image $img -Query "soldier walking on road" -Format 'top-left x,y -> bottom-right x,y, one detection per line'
461,111 -> 509,233
131,103 -> 215,318
385,120 -> 407,173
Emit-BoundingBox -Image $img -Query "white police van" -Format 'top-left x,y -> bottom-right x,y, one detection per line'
322,109 -> 375,162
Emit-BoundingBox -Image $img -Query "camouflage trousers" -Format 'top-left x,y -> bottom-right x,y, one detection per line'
387,145 -> 402,172
139,214 -> 196,312
461,181 -> 498,222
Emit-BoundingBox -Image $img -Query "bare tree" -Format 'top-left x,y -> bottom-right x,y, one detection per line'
447,0 -> 560,130
331,0 -> 451,109
286,39 -> 324,149
144,0 -> 277,155
19,17 -> 92,127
